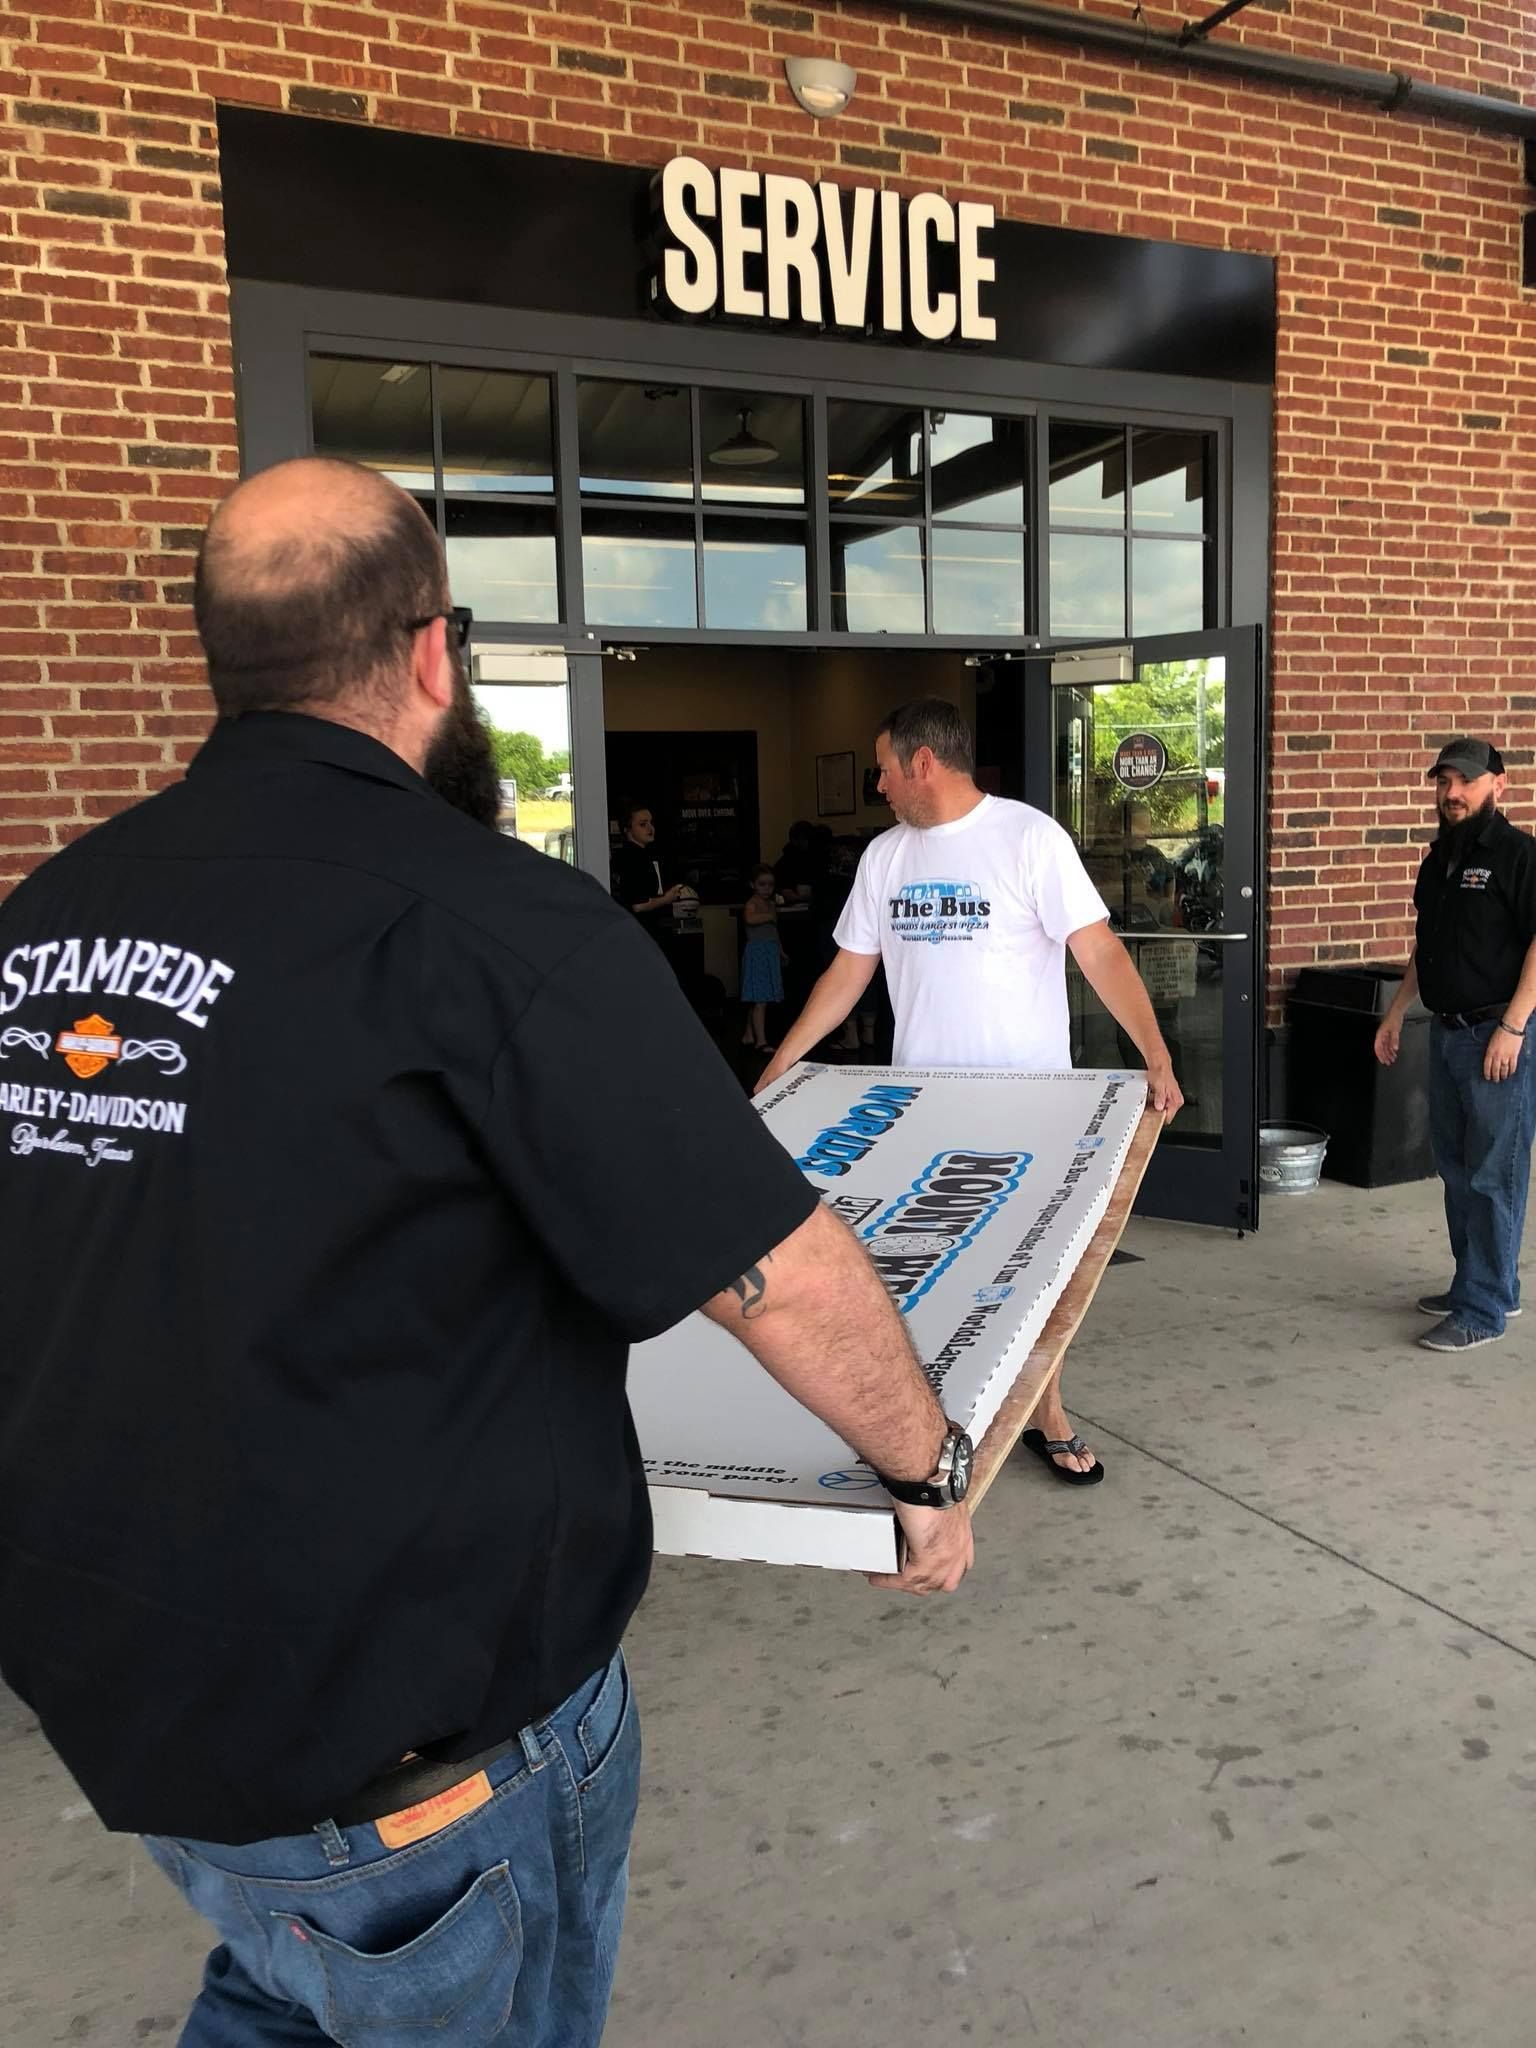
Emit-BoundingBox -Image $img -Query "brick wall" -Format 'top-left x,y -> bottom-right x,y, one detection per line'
4,0 -> 1534,1008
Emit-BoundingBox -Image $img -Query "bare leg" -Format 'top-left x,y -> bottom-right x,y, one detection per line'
1031,1375 -> 1096,1475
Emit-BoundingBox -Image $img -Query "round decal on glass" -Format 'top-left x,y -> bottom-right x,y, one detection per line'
1111,732 -> 1168,791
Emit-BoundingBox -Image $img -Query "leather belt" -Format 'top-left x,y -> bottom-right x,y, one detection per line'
329,1731 -> 526,1829
1437,1004 -> 1506,1031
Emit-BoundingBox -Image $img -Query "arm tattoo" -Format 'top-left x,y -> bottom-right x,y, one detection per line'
729,1257 -> 771,1320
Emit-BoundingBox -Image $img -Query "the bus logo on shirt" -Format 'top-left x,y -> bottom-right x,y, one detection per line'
887,878 -> 992,943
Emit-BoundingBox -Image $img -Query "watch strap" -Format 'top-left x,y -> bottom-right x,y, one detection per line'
877,1474 -> 950,1510
873,1420 -> 971,1507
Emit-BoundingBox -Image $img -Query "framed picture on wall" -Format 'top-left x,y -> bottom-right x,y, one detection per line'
816,750 -> 856,818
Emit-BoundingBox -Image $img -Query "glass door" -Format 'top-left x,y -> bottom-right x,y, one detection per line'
1021,626 -> 1261,1229
470,647 -> 608,882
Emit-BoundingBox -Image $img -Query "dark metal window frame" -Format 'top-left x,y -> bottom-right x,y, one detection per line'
242,281 -> 1269,654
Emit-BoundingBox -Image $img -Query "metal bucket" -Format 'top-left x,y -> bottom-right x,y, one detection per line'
1259,1122 -> 1329,1193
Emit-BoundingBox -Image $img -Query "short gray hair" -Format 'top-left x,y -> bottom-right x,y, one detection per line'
878,698 -> 975,776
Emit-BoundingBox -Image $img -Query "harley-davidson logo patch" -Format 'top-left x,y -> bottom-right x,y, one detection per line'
55,1014 -> 123,1081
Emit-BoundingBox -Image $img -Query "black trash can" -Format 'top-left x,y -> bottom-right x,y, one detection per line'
1286,964 -> 1435,1187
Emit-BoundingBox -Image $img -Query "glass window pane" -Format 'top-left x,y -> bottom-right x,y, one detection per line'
578,379 -> 692,498
582,508 -> 697,627
445,502 -> 558,623
1133,539 -> 1207,636
1057,658 -> 1226,1144
1050,532 -> 1125,637
700,391 -> 806,506
931,527 -> 1024,636
1132,429 -> 1207,534
309,354 -> 434,492
702,518 -> 806,631
831,522 -> 925,634
440,367 -> 553,495
826,401 -> 924,517
1049,420 -> 1126,528
930,411 -> 1027,525
471,651 -> 577,866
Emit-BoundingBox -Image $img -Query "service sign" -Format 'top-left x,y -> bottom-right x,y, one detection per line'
1112,732 -> 1168,791
651,156 -> 997,342
629,1063 -> 1147,1572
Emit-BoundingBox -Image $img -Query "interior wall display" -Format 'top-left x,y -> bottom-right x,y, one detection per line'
629,1062 -> 1149,1571
1111,732 -> 1169,791
862,766 -> 885,809
816,750 -> 856,818
605,729 -> 759,905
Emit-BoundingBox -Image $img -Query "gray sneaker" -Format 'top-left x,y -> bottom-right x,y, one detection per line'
1417,1316 -> 1503,1352
1417,1293 -> 1521,1319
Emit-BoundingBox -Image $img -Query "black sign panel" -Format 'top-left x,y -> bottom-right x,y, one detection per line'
218,108 -> 1277,384
1112,733 -> 1168,790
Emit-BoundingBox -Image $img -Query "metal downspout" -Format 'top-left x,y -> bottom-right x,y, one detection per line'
900,0 -> 1536,144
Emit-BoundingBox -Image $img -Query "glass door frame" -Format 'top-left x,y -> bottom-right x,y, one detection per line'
469,645 -> 609,888
1022,624 -> 1263,1230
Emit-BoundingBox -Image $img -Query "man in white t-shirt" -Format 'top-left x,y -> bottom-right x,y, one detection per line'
758,698 -> 1183,1487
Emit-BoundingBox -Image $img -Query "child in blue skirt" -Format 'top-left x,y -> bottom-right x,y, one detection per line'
740,863 -> 787,1052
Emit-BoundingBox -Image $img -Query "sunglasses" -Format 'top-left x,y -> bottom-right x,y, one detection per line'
404,605 -> 473,651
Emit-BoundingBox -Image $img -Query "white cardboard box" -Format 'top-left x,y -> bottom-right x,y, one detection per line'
630,1063 -> 1148,1573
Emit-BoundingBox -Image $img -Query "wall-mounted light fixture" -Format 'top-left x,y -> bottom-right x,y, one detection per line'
784,56 -> 857,119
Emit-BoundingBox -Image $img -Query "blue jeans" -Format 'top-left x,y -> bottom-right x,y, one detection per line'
1428,1018 -> 1536,1335
143,1649 -> 639,2048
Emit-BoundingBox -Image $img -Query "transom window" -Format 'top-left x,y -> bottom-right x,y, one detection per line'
309,355 -> 1219,641
309,356 -> 560,623
828,401 -> 1030,636
1048,421 -> 1212,639
577,379 -> 809,633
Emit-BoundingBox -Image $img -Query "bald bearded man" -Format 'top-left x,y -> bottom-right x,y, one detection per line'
0,461 -> 973,2046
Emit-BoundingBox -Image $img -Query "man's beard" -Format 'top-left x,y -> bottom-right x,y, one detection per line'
1437,790 -> 1496,860
423,665 -> 502,830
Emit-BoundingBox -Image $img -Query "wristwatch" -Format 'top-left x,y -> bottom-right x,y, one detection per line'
874,1421 -> 974,1509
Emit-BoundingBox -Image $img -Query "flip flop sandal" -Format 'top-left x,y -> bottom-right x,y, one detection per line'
1020,1428 -> 1105,1486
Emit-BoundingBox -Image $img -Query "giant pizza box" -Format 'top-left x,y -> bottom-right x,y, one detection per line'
628,1063 -> 1150,1574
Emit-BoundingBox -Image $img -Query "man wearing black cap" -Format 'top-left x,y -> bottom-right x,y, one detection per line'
1375,738 -> 1536,1351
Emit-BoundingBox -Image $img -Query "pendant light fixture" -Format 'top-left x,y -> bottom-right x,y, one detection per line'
707,407 -> 779,468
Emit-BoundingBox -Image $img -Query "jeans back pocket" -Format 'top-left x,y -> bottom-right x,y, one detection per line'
273,1861 -> 522,2048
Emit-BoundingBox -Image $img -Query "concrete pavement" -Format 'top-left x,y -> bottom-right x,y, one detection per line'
4,1172 -> 1534,2047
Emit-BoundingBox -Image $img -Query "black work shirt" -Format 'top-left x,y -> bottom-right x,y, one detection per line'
1412,809 -> 1536,1015
610,838 -> 670,940
0,713 -> 815,1843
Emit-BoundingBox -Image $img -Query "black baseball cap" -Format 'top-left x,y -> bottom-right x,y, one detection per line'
1427,737 -> 1504,780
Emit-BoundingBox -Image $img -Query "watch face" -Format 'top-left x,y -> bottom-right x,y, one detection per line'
949,1430 -> 974,1502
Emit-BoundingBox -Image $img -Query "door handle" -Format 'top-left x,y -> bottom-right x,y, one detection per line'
1118,931 -> 1250,944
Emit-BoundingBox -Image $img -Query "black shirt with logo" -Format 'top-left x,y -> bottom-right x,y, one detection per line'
610,836 -> 672,940
0,714 -> 816,1843
1411,809 -> 1536,1016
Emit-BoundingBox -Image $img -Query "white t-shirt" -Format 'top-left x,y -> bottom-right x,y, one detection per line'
834,794 -> 1109,1070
